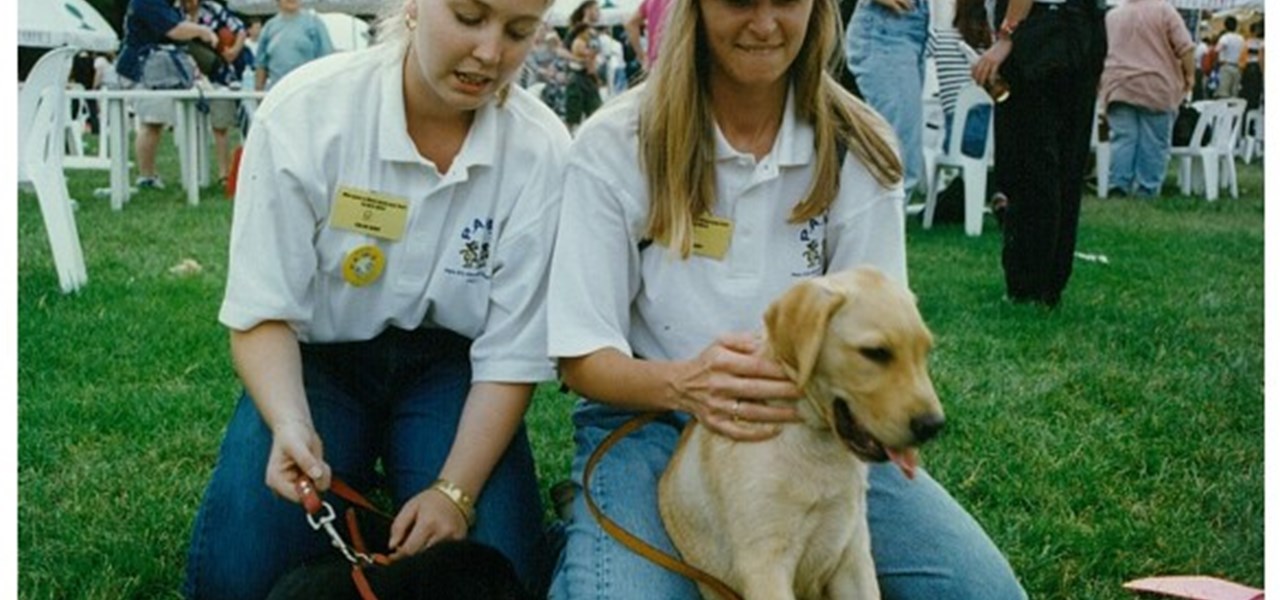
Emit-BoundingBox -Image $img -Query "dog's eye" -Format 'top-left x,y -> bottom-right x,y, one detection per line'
859,347 -> 893,364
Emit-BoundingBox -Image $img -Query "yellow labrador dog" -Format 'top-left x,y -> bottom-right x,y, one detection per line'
659,268 -> 945,600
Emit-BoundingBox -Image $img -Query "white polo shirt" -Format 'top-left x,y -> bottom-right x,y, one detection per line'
220,43 -> 571,383
1216,32 -> 1245,66
547,87 -> 908,363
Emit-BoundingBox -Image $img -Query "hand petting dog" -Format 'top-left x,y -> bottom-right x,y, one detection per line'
389,488 -> 469,560
671,333 -> 802,441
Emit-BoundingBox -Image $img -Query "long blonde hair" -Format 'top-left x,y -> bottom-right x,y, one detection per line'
639,0 -> 903,257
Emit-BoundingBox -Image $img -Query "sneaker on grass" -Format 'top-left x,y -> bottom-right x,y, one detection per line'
135,176 -> 165,190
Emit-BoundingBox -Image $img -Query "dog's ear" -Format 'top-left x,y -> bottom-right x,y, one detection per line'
765,279 -> 847,387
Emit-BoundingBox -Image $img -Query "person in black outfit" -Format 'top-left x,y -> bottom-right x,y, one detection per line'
1240,20 -> 1263,110
973,0 -> 1106,307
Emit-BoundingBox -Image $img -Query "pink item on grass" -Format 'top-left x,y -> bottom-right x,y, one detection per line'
1124,576 -> 1263,600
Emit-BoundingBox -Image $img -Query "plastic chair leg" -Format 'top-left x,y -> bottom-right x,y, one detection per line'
923,166 -> 943,229
922,153 -> 937,201
1223,155 -> 1238,199
30,163 -> 88,293
963,162 -> 986,236
1096,143 -> 1110,198
1201,155 -> 1219,201
1179,157 -> 1192,195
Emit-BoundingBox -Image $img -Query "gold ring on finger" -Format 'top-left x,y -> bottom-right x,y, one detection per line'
732,399 -> 742,423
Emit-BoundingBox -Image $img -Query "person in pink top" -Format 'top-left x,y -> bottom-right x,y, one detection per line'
624,0 -> 673,72
1099,0 -> 1195,197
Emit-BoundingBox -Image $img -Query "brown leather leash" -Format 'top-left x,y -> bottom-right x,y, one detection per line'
296,477 -> 393,600
582,412 -> 744,600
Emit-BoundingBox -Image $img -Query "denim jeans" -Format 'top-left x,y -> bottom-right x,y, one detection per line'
1106,101 -> 1174,197
548,401 -> 1027,600
183,328 -> 545,600
847,0 -> 929,194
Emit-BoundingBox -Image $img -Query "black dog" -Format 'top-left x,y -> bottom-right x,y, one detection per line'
266,539 -> 534,600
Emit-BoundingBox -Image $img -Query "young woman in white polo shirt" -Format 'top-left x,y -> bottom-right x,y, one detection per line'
545,0 -> 1026,597
181,0 -> 569,597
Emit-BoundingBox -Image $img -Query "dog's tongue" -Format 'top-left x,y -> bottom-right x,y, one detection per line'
886,447 -> 918,480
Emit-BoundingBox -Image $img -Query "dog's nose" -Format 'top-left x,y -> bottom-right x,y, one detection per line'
910,414 -> 945,443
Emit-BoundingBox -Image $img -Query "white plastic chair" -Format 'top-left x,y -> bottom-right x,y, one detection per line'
1239,107 -> 1263,164
922,84 -> 995,236
63,92 -> 113,170
19,49 -> 74,185
65,86 -> 89,159
1170,100 -> 1226,201
19,46 -> 89,293
914,96 -> 945,217
1091,103 -> 1111,198
1215,98 -> 1246,199
1173,99 -> 1245,201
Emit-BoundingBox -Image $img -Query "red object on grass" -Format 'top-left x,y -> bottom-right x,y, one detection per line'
226,145 -> 243,199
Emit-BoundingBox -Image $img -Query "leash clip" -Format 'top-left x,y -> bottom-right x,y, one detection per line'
307,500 -> 374,565
298,477 -> 378,566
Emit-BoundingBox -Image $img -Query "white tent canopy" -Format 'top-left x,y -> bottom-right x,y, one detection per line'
317,12 -> 372,52
1168,0 -> 1262,9
19,0 -> 119,53
227,0 -> 387,15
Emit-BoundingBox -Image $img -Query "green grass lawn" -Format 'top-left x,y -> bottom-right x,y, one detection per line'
18,141 -> 1263,599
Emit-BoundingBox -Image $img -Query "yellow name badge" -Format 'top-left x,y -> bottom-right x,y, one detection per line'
692,215 -> 734,260
330,186 -> 410,242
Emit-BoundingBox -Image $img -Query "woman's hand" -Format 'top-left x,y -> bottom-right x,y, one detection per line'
388,488 -> 469,560
972,38 -> 1012,86
265,420 -> 331,503
674,333 -> 802,441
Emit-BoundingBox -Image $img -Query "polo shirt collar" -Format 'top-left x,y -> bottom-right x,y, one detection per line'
712,86 -> 813,166
377,45 -> 500,175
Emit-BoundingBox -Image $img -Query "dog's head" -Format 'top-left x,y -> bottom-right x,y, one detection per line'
764,267 -> 944,477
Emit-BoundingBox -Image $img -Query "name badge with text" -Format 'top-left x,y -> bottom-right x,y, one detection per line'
692,215 -> 734,260
330,186 -> 409,242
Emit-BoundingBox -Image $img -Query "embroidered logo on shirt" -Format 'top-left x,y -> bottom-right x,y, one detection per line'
454,218 -> 494,275
800,217 -> 825,269
793,216 -> 827,277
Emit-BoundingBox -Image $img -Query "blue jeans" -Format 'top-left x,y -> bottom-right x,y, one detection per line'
548,401 -> 1027,600
1106,101 -> 1174,197
183,328 -> 545,600
847,0 -> 929,194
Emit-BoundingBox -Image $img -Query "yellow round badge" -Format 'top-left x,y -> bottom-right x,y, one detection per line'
342,245 -> 385,287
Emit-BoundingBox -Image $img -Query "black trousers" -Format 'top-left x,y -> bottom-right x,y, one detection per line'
994,3 -> 1106,304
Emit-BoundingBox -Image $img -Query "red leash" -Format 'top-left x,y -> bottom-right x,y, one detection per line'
296,477 -> 393,600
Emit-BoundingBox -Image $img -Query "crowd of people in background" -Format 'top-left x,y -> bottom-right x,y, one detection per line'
67,0 -> 317,192
61,0 -> 1264,196
27,0 -> 1265,596
51,0 -> 1263,312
